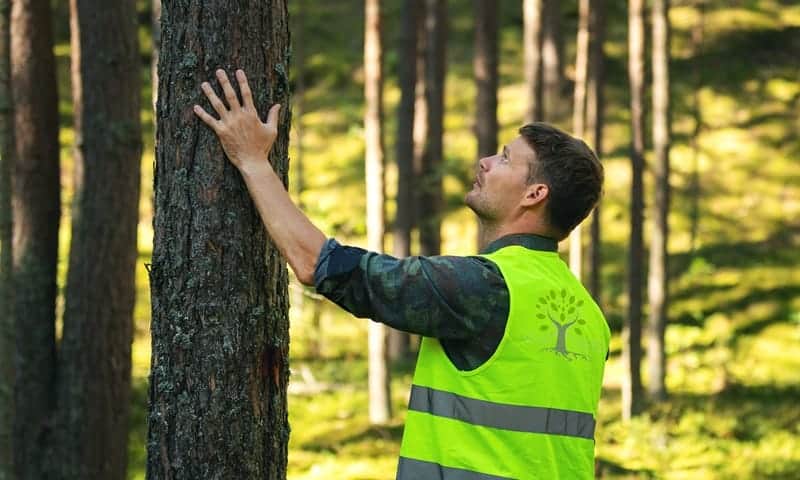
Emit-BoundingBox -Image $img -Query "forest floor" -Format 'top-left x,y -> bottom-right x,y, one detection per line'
47,0 -> 800,478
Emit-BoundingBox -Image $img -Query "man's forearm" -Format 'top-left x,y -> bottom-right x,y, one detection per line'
240,160 -> 326,286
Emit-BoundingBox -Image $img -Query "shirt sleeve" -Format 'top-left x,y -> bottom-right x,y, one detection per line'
313,238 -> 509,340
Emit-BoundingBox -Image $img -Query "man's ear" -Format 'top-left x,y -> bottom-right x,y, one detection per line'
521,183 -> 549,208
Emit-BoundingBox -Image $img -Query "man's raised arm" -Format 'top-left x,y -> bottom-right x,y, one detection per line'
193,69 -> 325,285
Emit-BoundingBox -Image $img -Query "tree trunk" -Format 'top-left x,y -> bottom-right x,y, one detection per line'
523,0 -> 543,123
147,1 -> 292,478
364,0 -> 392,426
419,0 -> 446,257
474,0 -> 498,251
412,1 -> 427,226
623,0 -> 646,421
54,0 -> 142,478
688,1 -> 704,255
569,0 -> 591,281
648,0 -> 671,403
291,0 -> 317,358
152,0 -> 161,110
393,0 -> 416,263
571,0 -> 590,143
389,0 -> 419,361
10,0 -> 60,477
541,0 -> 563,122
292,0 -> 306,210
586,0 -> 606,304
0,0 -> 15,476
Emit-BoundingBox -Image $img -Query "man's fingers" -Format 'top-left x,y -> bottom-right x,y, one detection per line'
193,105 -> 220,130
236,70 -> 255,110
266,103 -> 281,127
201,82 -> 229,118
216,69 -> 241,110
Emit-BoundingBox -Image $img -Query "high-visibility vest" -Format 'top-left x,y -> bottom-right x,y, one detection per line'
398,245 -> 610,479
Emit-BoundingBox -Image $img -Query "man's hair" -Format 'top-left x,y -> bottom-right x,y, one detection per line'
519,123 -> 604,240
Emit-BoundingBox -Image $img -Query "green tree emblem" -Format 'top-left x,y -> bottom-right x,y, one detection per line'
535,289 -> 588,360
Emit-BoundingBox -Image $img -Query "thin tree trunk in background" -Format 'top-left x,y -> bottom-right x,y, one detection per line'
413,1 -> 427,222
648,0 -> 671,403
364,0 -> 392,425
571,0 -> 590,142
147,1 -> 292,477
55,0 -> 142,477
291,0 -> 311,356
292,0 -> 323,360
586,0 -> 606,303
474,0 -> 498,251
419,0 -> 446,257
0,0 -> 15,475
523,0 -> 543,123
10,0 -> 60,477
623,0 -> 646,421
152,0 -> 161,110
401,2 -> 429,357
569,0 -> 591,280
389,0 -> 418,361
394,0 -> 416,262
308,297 -> 322,358
689,1 -> 704,255
542,0 -> 563,122
293,0 -> 306,212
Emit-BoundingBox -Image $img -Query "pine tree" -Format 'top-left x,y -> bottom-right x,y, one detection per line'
146,1 -> 292,477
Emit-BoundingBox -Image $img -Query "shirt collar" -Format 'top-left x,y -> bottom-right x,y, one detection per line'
480,233 -> 558,254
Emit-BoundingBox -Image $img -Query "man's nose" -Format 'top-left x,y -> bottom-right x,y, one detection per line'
478,155 -> 493,172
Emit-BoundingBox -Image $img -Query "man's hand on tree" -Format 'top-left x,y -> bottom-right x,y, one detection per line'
194,69 -> 281,175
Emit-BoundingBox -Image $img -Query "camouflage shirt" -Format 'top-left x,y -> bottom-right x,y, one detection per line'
313,233 -> 559,370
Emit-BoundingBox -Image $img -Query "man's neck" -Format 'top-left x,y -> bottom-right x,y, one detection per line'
477,218 -> 554,252
478,222 -> 500,252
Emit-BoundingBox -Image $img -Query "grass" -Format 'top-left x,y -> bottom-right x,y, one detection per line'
46,0 -> 800,478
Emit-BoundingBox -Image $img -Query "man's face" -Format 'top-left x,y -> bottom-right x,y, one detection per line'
465,136 -> 537,222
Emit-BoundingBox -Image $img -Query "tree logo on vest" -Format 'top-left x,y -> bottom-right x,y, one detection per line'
535,289 -> 588,360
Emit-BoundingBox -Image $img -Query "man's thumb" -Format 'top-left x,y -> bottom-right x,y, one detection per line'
266,103 -> 281,126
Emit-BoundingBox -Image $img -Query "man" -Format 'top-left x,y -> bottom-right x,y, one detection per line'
194,69 -> 609,479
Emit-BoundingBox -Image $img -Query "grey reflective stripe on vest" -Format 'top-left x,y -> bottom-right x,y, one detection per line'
408,385 -> 596,440
397,457 -> 514,480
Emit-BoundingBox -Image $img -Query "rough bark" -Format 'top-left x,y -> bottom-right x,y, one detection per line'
474,0 -> 498,250
648,0 -> 671,403
364,0 -> 392,425
389,0 -> 419,361
146,1 -> 292,478
569,0 -> 591,281
419,0 -> 446,257
55,0 -> 140,478
523,0 -> 543,123
0,0 -> 15,476
586,0 -> 606,304
10,0 -> 60,478
53,0 -> 142,478
623,0 -> 646,421
541,0 -> 563,122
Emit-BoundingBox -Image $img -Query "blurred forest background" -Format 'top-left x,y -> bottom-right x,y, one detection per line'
1,0 -> 800,479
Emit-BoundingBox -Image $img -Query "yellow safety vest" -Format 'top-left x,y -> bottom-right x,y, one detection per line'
398,245 -> 610,479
